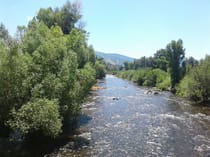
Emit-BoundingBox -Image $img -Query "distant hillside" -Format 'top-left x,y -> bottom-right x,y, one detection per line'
96,51 -> 135,65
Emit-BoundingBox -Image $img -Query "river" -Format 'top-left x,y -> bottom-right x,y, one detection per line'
49,75 -> 210,157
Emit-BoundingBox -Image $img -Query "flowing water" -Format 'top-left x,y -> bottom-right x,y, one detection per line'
51,75 -> 210,157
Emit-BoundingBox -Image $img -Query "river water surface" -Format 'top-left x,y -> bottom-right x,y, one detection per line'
52,75 -> 210,157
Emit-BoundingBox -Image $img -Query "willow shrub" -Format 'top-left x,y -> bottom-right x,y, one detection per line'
177,55 -> 210,102
118,68 -> 170,90
8,99 -> 62,138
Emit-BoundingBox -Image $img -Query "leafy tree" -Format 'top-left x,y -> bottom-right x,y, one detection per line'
16,25 -> 26,43
66,28 -> 88,68
153,49 -> 168,71
36,8 -> 55,28
0,44 -> 31,136
132,56 -> 155,70
0,1 -> 99,138
36,1 -> 81,34
87,45 -> 96,64
59,1 -> 81,34
95,60 -> 106,79
185,56 -> 199,73
133,57 -> 147,69
177,55 -> 210,102
78,62 -> 96,96
166,39 -> 185,88
0,23 -> 13,46
123,61 -> 130,70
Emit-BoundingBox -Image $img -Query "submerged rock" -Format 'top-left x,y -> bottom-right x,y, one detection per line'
113,97 -> 120,100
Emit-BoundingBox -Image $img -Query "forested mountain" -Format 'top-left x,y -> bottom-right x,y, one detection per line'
96,51 -> 135,65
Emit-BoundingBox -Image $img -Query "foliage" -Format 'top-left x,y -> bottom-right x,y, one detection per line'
66,28 -> 90,68
185,56 -> 199,73
118,68 -> 170,90
154,69 -> 171,90
132,69 -> 147,85
36,1 -> 81,34
121,39 -> 186,89
0,1 -> 99,139
177,55 -> 210,102
128,56 -> 155,70
95,60 -> 106,79
77,62 -> 96,98
0,23 -> 13,46
166,39 -> 185,88
153,49 -> 168,71
8,99 -> 62,137
0,44 -> 30,131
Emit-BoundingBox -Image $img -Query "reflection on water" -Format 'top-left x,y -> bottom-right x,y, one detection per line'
50,75 -> 210,157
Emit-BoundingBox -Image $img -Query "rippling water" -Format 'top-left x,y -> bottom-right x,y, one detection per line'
53,75 -> 210,157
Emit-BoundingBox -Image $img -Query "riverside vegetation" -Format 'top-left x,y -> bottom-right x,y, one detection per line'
0,0 -> 210,156
118,39 -> 210,103
0,1 -> 105,142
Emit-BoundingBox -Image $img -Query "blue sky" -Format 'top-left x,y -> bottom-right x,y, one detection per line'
0,0 -> 210,59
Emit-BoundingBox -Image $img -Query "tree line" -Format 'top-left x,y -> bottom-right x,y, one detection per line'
119,39 -> 210,103
0,1 -> 105,139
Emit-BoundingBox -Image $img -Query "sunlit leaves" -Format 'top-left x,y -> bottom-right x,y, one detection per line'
0,2 -> 98,138
8,99 -> 62,137
177,55 -> 210,102
166,39 -> 185,88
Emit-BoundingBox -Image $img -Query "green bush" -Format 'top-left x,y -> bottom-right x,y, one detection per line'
153,69 -> 170,90
177,55 -> 210,102
0,2 -> 99,138
0,45 -> 31,130
118,68 -> 170,89
132,69 -> 146,85
143,70 -> 156,86
95,60 -> 106,79
78,62 -> 96,97
156,76 -> 171,90
8,99 -> 62,137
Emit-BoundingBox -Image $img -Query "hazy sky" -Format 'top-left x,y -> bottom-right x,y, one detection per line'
1,0 -> 210,59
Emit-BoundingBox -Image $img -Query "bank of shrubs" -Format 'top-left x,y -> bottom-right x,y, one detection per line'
118,68 -> 170,90
119,55 -> 210,103
176,55 -> 210,103
0,2 -> 105,139
118,40 -> 210,104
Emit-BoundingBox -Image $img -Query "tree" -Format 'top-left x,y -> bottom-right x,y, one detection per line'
133,56 -> 155,69
0,23 -> 13,46
16,25 -> 26,43
0,20 -> 97,138
0,44 -> 31,136
36,7 -> 55,28
185,56 -> 199,73
154,49 -> 168,71
36,1 -> 81,34
133,57 -> 146,69
66,28 -> 88,68
177,55 -> 210,102
0,1 -> 99,139
166,39 -> 185,88
123,61 -> 130,70
95,60 -> 106,79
